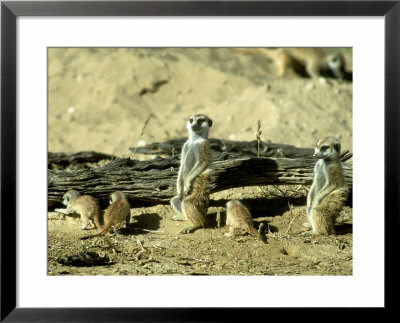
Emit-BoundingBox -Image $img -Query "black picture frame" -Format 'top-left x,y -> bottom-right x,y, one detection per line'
1,1 -> 398,321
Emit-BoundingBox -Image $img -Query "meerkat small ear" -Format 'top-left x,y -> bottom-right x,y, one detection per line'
208,119 -> 213,127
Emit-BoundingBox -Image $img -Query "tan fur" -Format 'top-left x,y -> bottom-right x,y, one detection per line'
81,191 -> 130,239
93,191 -> 130,237
225,200 -> 266,243
304,137 -> 348,235
311,188 -> 348,234
170,114 -> 213,234
55,190 -> 102,230
274,48 -> 344,78
182,172 -> 211,229
235,47 -> 345,79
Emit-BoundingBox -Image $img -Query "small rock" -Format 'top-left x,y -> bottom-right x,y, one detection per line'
306,82 -> 315,90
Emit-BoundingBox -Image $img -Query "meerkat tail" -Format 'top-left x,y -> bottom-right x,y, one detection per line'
93,216 -> 103,231
92,201 -> 103,230
311,188 -> 348,235
247,226 -> 267,244
80,225 -> 110,240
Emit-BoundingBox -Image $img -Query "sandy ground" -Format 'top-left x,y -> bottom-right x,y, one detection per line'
48,47 -> 352,275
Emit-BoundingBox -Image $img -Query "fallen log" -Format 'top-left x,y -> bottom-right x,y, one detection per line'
48,151 -> 115,168
48,154 -> 353,207
130,138 -> 317,159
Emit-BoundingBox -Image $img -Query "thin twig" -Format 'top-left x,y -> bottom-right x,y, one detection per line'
285,201 -> 298,235
131,116 -> 151,159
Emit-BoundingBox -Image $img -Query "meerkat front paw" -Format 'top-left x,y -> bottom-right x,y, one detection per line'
302,223 -> 312,229
179,226 -> 201,234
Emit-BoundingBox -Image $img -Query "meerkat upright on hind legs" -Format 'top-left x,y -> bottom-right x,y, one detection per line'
82,191 -> 131,239
55,190 -> 102,230
170,114 -> 213,234
303,137 -> 349,236
225,200 -> 267,243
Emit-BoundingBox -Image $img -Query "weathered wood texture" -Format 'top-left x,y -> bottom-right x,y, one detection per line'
48,151 -> 115,168
48,154 -> 353,207
130,138 -> 317,159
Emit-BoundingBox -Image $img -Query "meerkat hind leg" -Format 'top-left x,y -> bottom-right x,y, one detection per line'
179,199 -> 206,234
180,225 -> 203,235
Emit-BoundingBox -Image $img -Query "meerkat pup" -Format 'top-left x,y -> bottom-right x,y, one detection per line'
82,191 -> 131,239
272,48 -> 346,79
225,200 -> 267,243
303,137 -> 349,236
55,190 -> 102,230
170,114 -> 213,234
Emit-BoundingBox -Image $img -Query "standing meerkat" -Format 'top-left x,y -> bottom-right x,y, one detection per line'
82,191 -> 131,239
55,190 -> 102,230
303,137 -> 349,236
225,200 -> 267,243
170,114 -> 213,234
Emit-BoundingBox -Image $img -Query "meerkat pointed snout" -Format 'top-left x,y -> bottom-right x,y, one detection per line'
55,189 -> 102,230
170,114 -> 213,234
225,200 -> 267,243
81,191 -> 131,239
304,137 -> 348,236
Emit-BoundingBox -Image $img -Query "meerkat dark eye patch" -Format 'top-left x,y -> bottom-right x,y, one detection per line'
189,118 -> 193,123
320,146 -> 329,151
333,143 -> 340,151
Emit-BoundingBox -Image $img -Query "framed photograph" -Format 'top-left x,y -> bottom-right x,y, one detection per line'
1,0 -> 398,321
